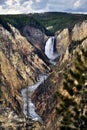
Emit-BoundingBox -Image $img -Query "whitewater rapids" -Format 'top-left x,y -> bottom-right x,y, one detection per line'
21,75 -> 47,124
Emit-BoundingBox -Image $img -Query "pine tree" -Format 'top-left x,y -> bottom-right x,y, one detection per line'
56,47 -> 87,130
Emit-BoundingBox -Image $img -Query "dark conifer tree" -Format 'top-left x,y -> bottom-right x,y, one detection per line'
56,47 -> 87,130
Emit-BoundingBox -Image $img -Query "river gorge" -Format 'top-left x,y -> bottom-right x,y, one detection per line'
21,36 -> 58,124
0,14 -> 87,130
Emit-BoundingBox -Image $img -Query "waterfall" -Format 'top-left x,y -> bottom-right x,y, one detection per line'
45,37 -> 58,61
21,36 -> 58,124
21,74 -> 47,124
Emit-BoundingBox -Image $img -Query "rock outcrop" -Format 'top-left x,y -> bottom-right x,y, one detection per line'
72,20 -> 87,41
22,25 -> 48,50
56,28 -> 71,55
55,20 -> 87,63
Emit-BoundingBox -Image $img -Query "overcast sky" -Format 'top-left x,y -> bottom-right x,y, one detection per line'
0,0 -> 87,14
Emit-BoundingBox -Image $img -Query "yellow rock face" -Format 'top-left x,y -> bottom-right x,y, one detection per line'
72,21 -> 87,41
0,24 -> 50,115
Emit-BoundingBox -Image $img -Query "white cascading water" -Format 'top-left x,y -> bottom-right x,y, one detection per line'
21,75 -> 47,124
45,37 -> 58,62
21,37 -> 58,124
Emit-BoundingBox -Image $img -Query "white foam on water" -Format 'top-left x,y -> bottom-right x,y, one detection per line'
21,74 -> 47,124
45,37 -> 58,60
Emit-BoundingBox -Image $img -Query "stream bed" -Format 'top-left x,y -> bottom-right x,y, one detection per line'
21,74 -> 47,124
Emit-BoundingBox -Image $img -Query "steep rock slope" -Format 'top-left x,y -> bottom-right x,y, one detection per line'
22,25 -> 48,50
32,21 -> 87,130
0,24 -> 50,115
72,20 -> 87,41
55,20 -> 87,62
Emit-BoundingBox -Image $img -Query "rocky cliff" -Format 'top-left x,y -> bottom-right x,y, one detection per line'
0,23 -> 50,121
32,20 -> 87,130
22,25 -> 48,50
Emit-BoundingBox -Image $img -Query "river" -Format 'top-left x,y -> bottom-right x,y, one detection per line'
21,74 -> 47,124
21,36 -> 58,124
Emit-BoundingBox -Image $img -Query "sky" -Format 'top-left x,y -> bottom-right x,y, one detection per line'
0,0 -> 87,14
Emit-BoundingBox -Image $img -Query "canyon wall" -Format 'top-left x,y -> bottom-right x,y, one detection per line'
0,24 -> 50,115
0,19 -> 87,129
32,20 -> 87,130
